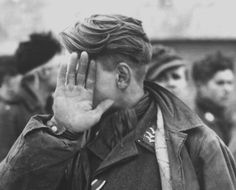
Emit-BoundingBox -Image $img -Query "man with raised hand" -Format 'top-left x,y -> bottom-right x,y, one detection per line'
0,14 -> 236,190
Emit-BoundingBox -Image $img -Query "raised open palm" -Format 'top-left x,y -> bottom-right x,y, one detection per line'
53,52 -> 113,133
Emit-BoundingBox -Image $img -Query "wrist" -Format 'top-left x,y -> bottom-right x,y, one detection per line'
47,117 -> 82,140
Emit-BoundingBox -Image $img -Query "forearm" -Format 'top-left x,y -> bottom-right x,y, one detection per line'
0,115 -> 84,190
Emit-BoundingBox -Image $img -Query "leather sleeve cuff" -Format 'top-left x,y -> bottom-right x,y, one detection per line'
46,119 -> 83,141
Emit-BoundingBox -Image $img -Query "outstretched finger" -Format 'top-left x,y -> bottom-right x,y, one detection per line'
93,99 -> 114,118
77,51 -> 89,86
85,60 -> 96,93
67,53 -> 78,85
57,62 -> 67,87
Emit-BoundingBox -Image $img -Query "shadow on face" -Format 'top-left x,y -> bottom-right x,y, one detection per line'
198,69 -> 234,107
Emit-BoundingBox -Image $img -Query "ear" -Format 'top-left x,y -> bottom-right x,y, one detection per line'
115,62 -> 131,90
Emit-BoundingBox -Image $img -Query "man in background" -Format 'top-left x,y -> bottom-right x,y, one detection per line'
15,32 -> 62,114
0,32 -> 62,161
0,55 -> 23,161
192,51 -> 235,145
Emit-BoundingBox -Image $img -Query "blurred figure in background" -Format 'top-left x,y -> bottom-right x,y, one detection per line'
0,55 -> 23,161
146,44 -> 191,105
15,32 -> 62,115
192,51 -> 235,145
0,32 -> 62,161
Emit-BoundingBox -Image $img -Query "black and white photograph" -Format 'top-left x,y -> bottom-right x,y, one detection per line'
0,0 -> 236,189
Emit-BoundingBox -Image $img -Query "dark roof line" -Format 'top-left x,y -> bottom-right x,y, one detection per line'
151,38 -> 236,43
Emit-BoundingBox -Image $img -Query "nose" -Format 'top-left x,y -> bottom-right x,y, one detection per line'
224,83 -> 233,94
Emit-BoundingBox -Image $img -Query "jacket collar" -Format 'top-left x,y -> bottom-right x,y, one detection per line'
88,81 -> 203,182
144,82 -> 203,190
144,81 -> 203,132
87,101 -> 156,175
95,131 -> 139,175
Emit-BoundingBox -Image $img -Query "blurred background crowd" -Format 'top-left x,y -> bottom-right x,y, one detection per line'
1,0 -> 236,163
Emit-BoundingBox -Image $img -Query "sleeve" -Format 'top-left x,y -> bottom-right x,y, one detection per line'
228,126 -> 236,161
0,106 -> 20,161
0,115 -> 84,190
198,130 -> 236,190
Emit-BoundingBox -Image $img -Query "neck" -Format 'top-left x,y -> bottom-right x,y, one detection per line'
119,82 -> 145,109
196,95 -> 225,115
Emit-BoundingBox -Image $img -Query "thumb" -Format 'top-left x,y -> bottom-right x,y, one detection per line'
94,99 -> 114,116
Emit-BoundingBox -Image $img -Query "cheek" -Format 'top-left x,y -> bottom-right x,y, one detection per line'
93,71 -> 116,104
205,84 -> 223,101
210,84 -> 223,96
178,79 -> 187,88
96,79 -> 114,96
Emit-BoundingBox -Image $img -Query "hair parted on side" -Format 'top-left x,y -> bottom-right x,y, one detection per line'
60,14 -> 152,67
192,51 -> 234,84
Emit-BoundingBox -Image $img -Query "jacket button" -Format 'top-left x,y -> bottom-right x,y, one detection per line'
204,112 -> 215,122
51,125 -> 58,133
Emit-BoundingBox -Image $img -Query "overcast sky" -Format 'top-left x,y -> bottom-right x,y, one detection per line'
1,0 -> 236,53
